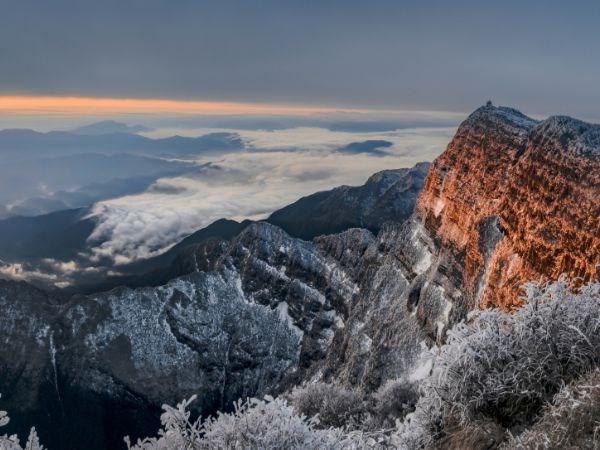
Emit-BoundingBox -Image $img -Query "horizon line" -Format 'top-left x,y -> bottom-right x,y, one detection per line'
0,94 -> 467,118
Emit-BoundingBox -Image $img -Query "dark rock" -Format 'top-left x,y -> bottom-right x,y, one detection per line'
267,162 -> 430,239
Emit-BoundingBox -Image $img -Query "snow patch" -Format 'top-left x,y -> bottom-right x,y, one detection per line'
254,259 -> 290,282
276,302 -> 303,338
414,250 -> 432,275
323,309 -> 345,328
436,294 -> 453,340
359,333 -> 372,352
410,221 -> 433,275
408,341 -> 435,382
409,357 -> 433,382
433,197 -> 445,217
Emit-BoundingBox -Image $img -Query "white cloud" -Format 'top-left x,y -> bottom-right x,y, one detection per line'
0,262 -> 58,282
0,258 -> 101,288
86,126 -> 455,265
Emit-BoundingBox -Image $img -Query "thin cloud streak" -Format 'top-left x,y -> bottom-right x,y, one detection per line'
0,95 -> 402,117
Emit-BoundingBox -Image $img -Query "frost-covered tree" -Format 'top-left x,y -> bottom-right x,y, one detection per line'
286,382 -> 367,430
125,395 -> 385,450
0,395 -> 44,450
435,279 -> 600,426
286,379 -> 420,433
393,279 -> 600,449
366,378 -> 419,431
502,368 -> 600,449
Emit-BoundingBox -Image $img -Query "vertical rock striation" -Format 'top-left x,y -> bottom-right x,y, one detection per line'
416,105 -> 599,310
321,105 -> 599,390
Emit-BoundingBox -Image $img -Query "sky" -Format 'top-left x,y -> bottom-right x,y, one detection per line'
1,0 -> 600,121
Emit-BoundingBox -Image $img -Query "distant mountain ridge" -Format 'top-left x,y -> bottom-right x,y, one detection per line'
268,161 -> 429,239
0,208 -> 94,261
71,120 -> 151,135
0,128 -> 243,157
0,127 -> 245,218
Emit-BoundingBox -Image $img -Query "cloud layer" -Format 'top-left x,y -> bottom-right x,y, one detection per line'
2,1 -> 600,119
87,126 -> 454,264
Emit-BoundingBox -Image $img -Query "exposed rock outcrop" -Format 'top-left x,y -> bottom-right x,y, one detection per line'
416,105 -> 599,310
321,105 -> 600,391
267,162 -> 430,239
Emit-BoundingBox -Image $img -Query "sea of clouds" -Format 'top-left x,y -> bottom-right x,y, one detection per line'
86,126 -> 455,264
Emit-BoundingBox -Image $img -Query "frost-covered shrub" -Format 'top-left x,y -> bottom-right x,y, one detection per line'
365,379 -> 419,430
286,382 -> 366,429
0,395 -> 44,450
431,417 -> 506,450
124,395 -> 202,450
391,387 -> 443,450
503,368 -> 600,450
199,396 -> 341,449
287,379 -> 419,432
393,280 -> 600,449
433,280 -> 600,426
125,394 -> 384,450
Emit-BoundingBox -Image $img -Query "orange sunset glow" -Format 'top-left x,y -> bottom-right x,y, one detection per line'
0,95 -> 358,117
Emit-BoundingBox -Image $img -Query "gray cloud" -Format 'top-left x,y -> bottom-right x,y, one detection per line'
145,184 -> 187,196
1,1 -> 600,119
337,140 -> 393,157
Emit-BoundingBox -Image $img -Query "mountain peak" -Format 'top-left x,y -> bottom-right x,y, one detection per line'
535,115 -> 600,157
268,162 -> 430,239
417,105 -> 599,310
465,104 -> 540,131
365,161 -> 429,185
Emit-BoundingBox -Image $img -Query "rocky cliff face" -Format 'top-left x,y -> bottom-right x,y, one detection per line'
0,270 -> 307,449
320,105 -> 600,391
267,162 -> 430,239
0,224 -> 365,449
416,105 -> 599,310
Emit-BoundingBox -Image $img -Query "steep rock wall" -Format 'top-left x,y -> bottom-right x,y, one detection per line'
322,105 -> 600,391
417,105 -> 599,310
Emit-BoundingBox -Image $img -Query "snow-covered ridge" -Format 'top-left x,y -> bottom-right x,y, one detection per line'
464,104 -> 600,157
535,115 -> 600,156
465,104 -> 540,131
